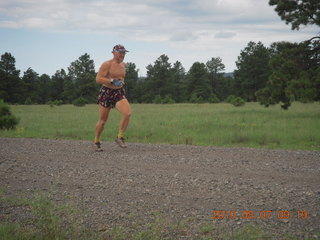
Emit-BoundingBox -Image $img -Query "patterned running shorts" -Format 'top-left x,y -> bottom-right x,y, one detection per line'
97,86 -> 126,108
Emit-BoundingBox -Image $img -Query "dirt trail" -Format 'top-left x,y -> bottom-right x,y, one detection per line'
0,138 -> 319,238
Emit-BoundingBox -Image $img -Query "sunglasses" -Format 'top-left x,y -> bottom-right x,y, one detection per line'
115,50 -> 127,54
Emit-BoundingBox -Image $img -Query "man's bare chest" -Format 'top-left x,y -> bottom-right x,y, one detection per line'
109,63 -> 126,78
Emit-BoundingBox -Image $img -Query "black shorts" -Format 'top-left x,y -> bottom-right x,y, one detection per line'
97,86 -> 126,108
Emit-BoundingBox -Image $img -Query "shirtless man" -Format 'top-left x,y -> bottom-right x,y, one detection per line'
94,44 -> 131,150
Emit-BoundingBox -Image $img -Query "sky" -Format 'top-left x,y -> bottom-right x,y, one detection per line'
0,0 -> 318,77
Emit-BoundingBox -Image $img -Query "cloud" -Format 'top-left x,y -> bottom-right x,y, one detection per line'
214,31 -> 236,39
0,0 -> 175,32
0,0 -> 279,35
0,20 -> 20,28
0,0 -> 317,75
170,31 -> 197,42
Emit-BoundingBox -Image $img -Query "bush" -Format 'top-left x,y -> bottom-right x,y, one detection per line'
152,95 -> 176,104
231,97 -> 245,107
73,97 -> 86,107
47,100 -> 64,107
152,95 -> 162,104
208,94 -> 220,103
162,95 -> 175,104
225,95 -> 236,103
54,100 -> 63,106
189,93 -> 205,103
24,97 -> 33,105
0,99 -> 19,129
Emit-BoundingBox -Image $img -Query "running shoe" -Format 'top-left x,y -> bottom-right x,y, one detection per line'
115,137 -> 127,148
94,142 -> 103,151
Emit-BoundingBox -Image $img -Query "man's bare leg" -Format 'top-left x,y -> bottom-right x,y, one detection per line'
115,98 -> 131,147
94,105 -> 111,150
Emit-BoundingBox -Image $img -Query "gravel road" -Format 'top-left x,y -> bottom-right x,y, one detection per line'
0,138 -> 319,239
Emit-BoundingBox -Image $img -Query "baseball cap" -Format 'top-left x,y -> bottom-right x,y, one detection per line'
112,44 -> 129,53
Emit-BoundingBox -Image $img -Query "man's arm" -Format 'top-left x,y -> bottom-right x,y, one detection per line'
96,61 -> 112,85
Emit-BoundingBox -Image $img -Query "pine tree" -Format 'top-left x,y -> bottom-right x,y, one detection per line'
0,52 -> 21,103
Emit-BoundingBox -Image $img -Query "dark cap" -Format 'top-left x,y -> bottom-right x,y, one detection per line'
112,44 -> 129,53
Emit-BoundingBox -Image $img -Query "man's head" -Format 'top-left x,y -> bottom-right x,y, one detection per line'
112,44 -> 128,63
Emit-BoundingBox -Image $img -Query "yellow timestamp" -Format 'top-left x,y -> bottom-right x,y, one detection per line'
212,210 -> 308,220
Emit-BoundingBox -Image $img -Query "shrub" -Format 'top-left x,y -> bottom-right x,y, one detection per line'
189,93 -> 205,103
152,95 -> 176,104
153,95 -> 162,104
0,99 -> 19,129
24,97 -> 33,105
208,94 -> 220,103
231,97 -> 245,107
73,97 -> 86,107
53,100 -> 63,106
225,95 -> 236,103
47,101 -> 55,108
162,95 -> 175,104
47,100 -> 64,107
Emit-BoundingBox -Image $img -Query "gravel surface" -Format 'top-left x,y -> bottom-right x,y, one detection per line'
0,138 -> 319,239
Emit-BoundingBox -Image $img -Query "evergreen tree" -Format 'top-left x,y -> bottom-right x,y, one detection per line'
256,1 -> 320,109
206,57 -> 225,94
0,52 -> 21,103
125,62 -> 139,102
132,77 -> 149,103
62,75 -> 75,104
68,53 -> 97,103
171,61 -> 186,102
51,69 -> 67,102
269,0 -> 320,30
21,68 -> 40,104
38,74 -> 51,104
234,41 -> 271,101
145,55 -> 174,103
186,62 -> 211,102
256,41 -> 319,109
217,75 -> 235,101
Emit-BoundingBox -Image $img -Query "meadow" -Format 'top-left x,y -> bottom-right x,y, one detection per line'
1,102 -> 319,150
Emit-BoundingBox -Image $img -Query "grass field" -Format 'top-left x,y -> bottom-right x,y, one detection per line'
1,102 -> 319,150
0,190 -> 316,240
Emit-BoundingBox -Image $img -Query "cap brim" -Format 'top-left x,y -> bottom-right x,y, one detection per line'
113,50 -> 129,53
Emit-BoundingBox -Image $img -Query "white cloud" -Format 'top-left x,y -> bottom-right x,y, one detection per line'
215,31 -> 236,39
0,20 -> 20,28
0,0 -> 317,75
0,0 -> 275,34
170,31 -> 197,42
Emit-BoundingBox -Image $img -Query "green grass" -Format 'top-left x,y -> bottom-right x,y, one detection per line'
0,190 -> 95,240
1,190 -> 318,240
1,102 -> 319,150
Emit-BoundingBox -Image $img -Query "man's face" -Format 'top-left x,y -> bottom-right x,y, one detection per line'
113,51 -> 126,62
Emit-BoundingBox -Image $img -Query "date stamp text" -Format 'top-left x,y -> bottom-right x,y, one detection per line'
212,210 -> 308,220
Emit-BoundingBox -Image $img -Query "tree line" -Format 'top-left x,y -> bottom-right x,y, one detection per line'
0,0 -> 319,109
1,37 -> 319,109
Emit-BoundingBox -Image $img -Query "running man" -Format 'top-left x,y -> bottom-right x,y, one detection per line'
94,44 -> 131,150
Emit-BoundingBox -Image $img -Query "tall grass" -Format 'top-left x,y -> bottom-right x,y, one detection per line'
0,102 -> 319,150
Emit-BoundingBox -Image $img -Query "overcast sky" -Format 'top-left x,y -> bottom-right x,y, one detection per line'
0,0 -> 318,77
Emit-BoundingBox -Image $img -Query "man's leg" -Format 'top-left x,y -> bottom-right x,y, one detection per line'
115,98 -> 131,147
94,105 -> 111,148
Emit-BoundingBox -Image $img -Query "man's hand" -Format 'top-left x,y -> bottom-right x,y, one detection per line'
110,79 -> 123,87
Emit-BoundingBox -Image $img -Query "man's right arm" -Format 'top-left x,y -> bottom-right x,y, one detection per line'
96,61 -> 112,85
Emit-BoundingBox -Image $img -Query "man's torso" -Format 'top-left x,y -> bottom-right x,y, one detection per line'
103,60 -> 126,89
